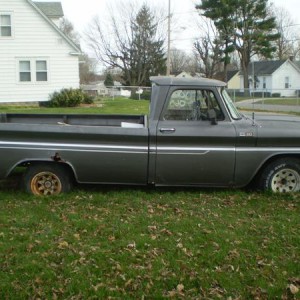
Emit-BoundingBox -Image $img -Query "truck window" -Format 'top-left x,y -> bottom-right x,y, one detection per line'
162,89 -> 224,121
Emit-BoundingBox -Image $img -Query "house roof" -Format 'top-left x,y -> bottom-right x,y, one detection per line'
33,2 -> 64,18
227,70 -> 239,81
246,60 -> 286,76
27,0 -> 81,53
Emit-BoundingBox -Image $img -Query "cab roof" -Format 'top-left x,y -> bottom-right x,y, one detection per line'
150,76 -> 226,87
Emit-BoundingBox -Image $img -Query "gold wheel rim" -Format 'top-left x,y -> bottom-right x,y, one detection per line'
31,171 -> 62,196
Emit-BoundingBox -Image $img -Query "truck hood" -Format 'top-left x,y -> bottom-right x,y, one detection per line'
254,114 -> 300,146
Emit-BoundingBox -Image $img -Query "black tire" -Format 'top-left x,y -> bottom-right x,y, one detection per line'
23,163 -> 72,195
259,158 -> 300,193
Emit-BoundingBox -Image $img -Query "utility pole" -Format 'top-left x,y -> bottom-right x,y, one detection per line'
166,0 -> 171,76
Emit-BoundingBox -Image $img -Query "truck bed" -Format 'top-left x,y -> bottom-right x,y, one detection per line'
0,113 -> 146,128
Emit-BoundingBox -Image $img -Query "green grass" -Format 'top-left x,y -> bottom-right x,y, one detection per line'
0,98 -> 150,115
0,188 -> 299,299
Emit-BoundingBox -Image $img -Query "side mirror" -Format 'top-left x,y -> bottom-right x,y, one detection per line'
208,109 -> 218,125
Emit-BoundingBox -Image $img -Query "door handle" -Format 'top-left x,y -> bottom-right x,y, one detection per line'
159,128 -> 176,133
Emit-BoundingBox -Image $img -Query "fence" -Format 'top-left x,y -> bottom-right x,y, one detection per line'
84,86 -> 152,101
227,88 -> 300,113
84,85 -> 300,114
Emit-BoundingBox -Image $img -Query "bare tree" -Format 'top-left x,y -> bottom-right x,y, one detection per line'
85,2 -> 166,86
193,17 -> 223,79
169,48 -> 190,75
271,6 -> 298,60
59,17 -> 81,48
79,54 -> 98,84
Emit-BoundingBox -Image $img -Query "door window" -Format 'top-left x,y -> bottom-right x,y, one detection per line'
162,89 -> 224,121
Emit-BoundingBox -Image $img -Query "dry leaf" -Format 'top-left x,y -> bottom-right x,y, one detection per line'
289,284 -> 299,295
58,241 -> 69,249
177,283 -> 184,292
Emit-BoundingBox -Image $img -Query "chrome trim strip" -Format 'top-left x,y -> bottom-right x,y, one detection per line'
0,141 -> 147,151
0,146 -> 147,154
236,147 -> 300,152
1,141 -> 300,154
157,146 -> 235,152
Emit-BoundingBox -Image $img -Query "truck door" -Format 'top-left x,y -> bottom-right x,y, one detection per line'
155,88 -> 236,186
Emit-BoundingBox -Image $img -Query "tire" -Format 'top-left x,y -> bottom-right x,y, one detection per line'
23,163 -> 72,196
259,158 -> 300,193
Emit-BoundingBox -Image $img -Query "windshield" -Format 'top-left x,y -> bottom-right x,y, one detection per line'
221,88 -> 242,120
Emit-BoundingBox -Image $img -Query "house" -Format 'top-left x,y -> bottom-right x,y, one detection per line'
226,70 -> 240,89
81,81 -> 132,98
81,82 -> 109,97
0,0 -> 81,103
239,59 -> 300,97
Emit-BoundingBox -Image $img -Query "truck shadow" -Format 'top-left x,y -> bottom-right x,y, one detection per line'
0,171 -> 249,195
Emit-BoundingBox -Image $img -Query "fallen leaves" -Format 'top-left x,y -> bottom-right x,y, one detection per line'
288,283 -> 299,295
0,190 -> 299,299
57,240 -> 69,250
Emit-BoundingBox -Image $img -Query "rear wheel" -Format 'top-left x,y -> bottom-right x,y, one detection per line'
23,163 -> 72,195
259,158 -> 300,193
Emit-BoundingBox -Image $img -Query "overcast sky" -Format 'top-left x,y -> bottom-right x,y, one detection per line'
36,0 -> 300,53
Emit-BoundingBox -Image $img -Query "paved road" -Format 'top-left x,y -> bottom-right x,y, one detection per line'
236,99 -> 300,113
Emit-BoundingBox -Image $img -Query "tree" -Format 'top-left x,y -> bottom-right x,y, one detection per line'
59,17 -> 81,48
169,48 -> 190,75
104,72 -> 114,87
197,0 -> 279,88
193,17 -> 224,79
79,53 -> 99,84
85,3 -> 166,86
271,6 -> 298,60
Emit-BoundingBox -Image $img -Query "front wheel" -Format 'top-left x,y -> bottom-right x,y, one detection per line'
259,158 -> 300,193
23,163 -> 72,195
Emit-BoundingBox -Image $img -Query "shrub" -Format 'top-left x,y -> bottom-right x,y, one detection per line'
130,90 -> 151,101
43,88 -> 93,107
272,93 -> 281,98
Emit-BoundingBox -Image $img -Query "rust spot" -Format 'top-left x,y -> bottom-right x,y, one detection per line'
51,152 -> 64,162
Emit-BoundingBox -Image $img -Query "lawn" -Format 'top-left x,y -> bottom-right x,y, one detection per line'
0,98 -> 299,299
0,98 -> 150,115
0,187 -> 299,299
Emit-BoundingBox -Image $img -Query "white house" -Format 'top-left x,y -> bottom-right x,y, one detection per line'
226,70 -> 240,89
239,59 -> 300,97
81,82 -> 109,97
81,81 -> 132,98
0,0 -> 81,103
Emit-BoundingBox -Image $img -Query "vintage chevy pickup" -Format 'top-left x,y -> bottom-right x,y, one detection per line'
0,76 -> 300,195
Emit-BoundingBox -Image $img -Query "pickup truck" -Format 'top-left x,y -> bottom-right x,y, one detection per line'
1,76 -> 300,195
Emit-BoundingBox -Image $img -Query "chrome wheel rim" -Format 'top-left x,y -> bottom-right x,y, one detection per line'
31,171 -> 62,196
271,168 -> 300,193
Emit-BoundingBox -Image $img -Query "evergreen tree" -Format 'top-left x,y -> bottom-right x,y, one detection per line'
104,72 -> 114,87
125,5 -> 166,86
197,0 -> 280,88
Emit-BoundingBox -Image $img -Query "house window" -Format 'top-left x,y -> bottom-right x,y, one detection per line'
19,61 -> 31,82
0,14 -> 11,37
36,61 -> 48,81
285,77 -> 290,89
263,77 -> 266,89
18,58 -> 49,83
